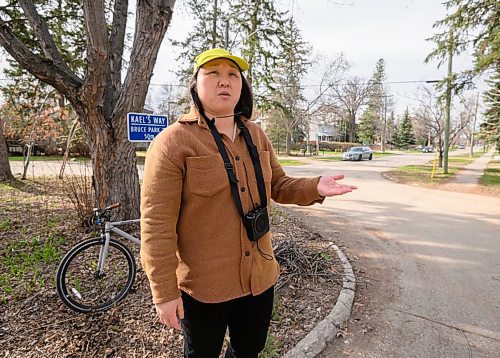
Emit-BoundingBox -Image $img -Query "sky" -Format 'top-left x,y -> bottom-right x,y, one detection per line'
0,0 -> 483,117
148,0 -> 482,116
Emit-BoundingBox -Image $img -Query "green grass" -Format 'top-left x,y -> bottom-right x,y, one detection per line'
373,151 -> 399,157
318,150 -> 342,155
481,168 -> 500,186
315,155 -> 343,161
388,152 -> 488,186
8,155 -> 89,162
259,332 -> 282,358
1,234 -> 66,301
0,219 -> 12,231
393,165 -> 458,183
278,159 -> 305,166
480,159 -> 500,186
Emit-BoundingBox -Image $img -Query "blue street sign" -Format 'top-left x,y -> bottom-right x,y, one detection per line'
127,112 -> 169,142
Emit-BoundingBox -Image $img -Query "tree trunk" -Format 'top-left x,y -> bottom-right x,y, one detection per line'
438,137 -> 443,168
0,0 -> 174,220
349,112 -> 356,143
0,117 -> 14,181
285,130 -> 291,156
71,102 -> 141,219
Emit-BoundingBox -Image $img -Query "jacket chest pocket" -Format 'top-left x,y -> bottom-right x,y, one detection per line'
258,151 -> 272,184
186,154 -> 229,197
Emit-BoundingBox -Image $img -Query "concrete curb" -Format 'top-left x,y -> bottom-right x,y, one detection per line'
283,243 -> 356,358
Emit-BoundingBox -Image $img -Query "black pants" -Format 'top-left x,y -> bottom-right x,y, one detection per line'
181,286 -> 274,358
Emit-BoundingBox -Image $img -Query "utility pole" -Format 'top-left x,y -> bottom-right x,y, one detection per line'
470,92 -> 480,157
443,31 -> 453,174
382,95 -> 387,152
225,18 -> 229,49
212,0 -> 218,48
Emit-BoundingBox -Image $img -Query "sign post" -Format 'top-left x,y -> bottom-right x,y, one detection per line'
127,113 -> 169,142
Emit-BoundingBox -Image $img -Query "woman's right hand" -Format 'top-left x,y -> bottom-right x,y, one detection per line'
155,296 -> 184,330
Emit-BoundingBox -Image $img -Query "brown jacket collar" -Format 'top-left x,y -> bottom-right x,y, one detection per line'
178,106 -> 249,128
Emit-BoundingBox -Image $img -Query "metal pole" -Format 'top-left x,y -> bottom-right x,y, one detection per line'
225,18 -> 229,49
382,95 -> 387,152
212,0 -> 218,48
443,32 -> 453,174
470,92 -> 479,158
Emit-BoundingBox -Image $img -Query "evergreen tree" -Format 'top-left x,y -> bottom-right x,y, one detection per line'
427,0 -> 498,89
358,107 -> 376,144
172,0 -> 287,109
363,59 -> 387,145
480,69 -> 500,151
269,17 -> 311,155
171,0 -> 228,83
396,109 -> 416,148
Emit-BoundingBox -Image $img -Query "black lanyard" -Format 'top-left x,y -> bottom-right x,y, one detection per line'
202,113 -> 268,217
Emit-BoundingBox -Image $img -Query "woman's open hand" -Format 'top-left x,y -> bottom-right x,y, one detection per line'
317,175 -> 357,197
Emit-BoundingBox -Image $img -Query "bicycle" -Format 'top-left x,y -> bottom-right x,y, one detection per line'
55,203 -> 140,313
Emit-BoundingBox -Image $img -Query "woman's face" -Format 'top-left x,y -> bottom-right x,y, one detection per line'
195,58 -> 242,117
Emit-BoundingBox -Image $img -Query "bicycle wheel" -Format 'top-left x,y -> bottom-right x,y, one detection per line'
56,237 -> 136,313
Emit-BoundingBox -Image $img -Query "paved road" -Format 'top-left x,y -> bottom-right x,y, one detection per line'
281,152 -> 500,357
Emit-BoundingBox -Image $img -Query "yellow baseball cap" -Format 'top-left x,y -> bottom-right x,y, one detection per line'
194,48 -> 249,72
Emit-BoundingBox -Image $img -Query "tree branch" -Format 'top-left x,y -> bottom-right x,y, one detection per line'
17,0 -> 72,74
0,19 -> 82,99
104,0 -> 128,117
114,0 -> 174,120
82,0 -> 109,104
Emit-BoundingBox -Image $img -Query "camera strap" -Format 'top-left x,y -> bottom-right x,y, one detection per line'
203,113 -> 267,219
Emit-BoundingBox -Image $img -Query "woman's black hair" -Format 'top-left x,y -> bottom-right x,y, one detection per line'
190,67 -> 253,119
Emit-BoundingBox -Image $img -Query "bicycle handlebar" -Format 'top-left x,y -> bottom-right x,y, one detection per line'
106,203 -> 121,210
92,203 -> 121,223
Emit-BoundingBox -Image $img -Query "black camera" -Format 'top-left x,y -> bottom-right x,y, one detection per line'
242,206 -> 270,242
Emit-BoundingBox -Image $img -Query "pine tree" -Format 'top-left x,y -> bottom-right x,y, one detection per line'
358,107 -> 376,144
396,109 -> 416,148
171,0 -> 228,83
269,17 -> 311,155
172,0 -> 287,110
363,59 -> 387,145
427,0 -> 498,89
480,69 -> 500,151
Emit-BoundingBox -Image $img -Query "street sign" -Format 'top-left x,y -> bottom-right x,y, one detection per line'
127,112 -> 168,142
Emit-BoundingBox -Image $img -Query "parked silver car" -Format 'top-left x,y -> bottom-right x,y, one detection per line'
342,146 -> 373,161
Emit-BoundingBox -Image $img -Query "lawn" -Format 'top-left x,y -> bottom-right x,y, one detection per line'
385,151 -> 499,189
8,155 -> 91,162
480,159 -> 500,186
314,155 -> 343,162
391,165 -> 458,184
278,159 -> 305,166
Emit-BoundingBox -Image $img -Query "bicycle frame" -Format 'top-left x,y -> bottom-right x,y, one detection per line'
97,219 -> 140,274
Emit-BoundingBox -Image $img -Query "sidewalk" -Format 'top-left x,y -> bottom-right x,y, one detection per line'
446,150 -> 493,186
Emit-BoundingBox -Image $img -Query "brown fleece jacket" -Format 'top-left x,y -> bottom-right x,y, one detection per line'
140,107 -> 324,304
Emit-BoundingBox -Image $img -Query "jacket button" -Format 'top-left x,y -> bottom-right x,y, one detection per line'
240,187 -> 246,192
245,251 -> 250,256
235,156 -> 241,161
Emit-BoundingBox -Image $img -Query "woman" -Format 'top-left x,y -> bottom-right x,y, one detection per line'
140,48 -> 357,358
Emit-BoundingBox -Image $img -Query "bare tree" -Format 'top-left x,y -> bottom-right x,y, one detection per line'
327,77 -> 370,142
0,0 -> 175,219
413,88 -> 472,167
